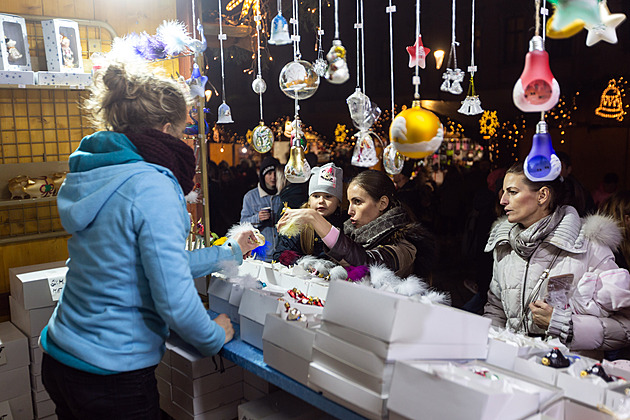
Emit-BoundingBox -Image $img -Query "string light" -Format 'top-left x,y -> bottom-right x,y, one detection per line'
595,78 -> 627,122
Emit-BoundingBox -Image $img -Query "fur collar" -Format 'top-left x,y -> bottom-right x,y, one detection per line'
485,206 -> 622,253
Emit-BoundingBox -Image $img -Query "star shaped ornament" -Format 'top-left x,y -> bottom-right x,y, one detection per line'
550,0 -> 601,32
406,35 -> 430,69
585,2 -> 626,47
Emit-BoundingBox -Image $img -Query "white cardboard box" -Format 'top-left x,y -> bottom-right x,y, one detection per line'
171,381 -> 242,416
323,280 -> 490,359
308,279 -> 329,301
555,372 -> 616,408
156,374 -> 171,400
0,14 -> 32,71
36,71 -> 92,87
312,329 -> 394,395
513,356 -> 566,386
2,393 -> 33,420
0,70 -> 34,85
32,387 -> 50,403
262,313 -> 318,361
30,344 -> 43,365
167,399 -> 239,420
0,321 -> 29,373
169,339 -> 224,380
9,296 -> 55,338
535,397 -> 615,420
308,362 -> 388,420
208,276 -> 240,322
237,390 -> 328,420
0,365 -> 30,402
239,288 -> 284,350
155,361 -> 170,382
41,19 -> 83,72
34,397 -> 56,418
243,382 -> 266,401
263,340 -> 310,385
387,360 -> 561,420
238,259 -> 261,278
243,369 -> 273,394
31,369 -> 45,392
9,261 -> 66,310
171,365 -> 243,398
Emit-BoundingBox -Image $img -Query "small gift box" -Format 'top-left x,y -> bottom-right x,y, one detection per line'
0,14 -> 31,71
41,19 -> 83,73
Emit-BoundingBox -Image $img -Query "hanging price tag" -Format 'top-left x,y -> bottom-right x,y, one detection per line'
0,345 -> 6,366
0,400 -> 13,420
47,268 -> 67,301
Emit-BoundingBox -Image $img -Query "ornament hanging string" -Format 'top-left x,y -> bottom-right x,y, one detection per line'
317,0 -> 323,59
387,0 -> 396,117
539,0 -> 549,122
218,0 -> 227,102
334,0 -> 340,39
255,12 -> 264,121
292,0 -> 301,60
414,0 -> 421,99
191,0 -> 196,38
446,0 -> 458,71
469,0 -> 475,76
360,0 -> 366,93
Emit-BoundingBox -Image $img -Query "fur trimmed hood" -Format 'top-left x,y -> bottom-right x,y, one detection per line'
485,206 -> 622,254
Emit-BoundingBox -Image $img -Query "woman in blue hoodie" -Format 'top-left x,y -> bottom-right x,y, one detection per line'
40,60 -> 258,419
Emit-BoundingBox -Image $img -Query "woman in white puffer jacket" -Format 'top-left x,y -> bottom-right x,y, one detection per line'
484,163 -> 630,354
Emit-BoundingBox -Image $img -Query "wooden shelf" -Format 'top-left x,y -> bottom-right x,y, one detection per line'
0,196 -> 57,208
0,83 -> 86,90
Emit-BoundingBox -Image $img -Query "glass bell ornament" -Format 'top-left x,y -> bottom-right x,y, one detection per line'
325,40 -> 350,84
217,101 -> 234,124
351,131 -> 380,168
252,122 -> 274,153
252,75 -> 267,94
284,119 -> 311,183
513,36 -> 560,112
524,121 -> 562,182
458,95 -> 484,115
448,68 -> 465,95
390,101 -> 444,159
269,12 -> 291,45
383,143 -> 404,175
279,60 -> 320,100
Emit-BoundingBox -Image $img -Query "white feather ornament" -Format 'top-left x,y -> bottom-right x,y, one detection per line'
156,20 -> 192,56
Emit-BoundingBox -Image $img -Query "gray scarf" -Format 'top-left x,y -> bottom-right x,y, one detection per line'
508,206 -> 566,259
343,206 -> 410,248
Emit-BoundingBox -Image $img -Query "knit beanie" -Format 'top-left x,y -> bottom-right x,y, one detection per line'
309,163 -> 343,202
259,156 -> 279,195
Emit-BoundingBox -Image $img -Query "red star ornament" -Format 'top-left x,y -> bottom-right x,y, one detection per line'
406,35 -> 431,69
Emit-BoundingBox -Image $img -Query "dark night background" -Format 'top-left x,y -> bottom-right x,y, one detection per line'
196,0 -> 630,191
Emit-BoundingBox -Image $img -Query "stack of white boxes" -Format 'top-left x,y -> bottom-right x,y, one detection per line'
308,280 -> 492,420
9,261 -> 67,420
158,334 -> 245,419
0,321 -> 33,419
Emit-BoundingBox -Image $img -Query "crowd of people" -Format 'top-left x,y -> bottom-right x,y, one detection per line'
39,58 -> 630,418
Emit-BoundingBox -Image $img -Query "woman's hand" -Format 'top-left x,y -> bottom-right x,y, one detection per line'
214,313 -> 234,344
529,300 -> 554,330
233,229 -> 260,257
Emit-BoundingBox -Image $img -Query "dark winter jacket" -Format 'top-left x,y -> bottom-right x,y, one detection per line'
327,206 -> 435,278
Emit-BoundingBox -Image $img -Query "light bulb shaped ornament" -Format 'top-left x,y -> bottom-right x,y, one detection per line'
383,143 -> 404,175
390,101 -> 444,159
325,40 -> 350,84
279,60 -> 320,100
217,101 -> 234,124
285,124 -> 311,183
269,12 -> 292,45
252,122 -> 274,153
524,121 -> 562,182
512,36 -> 560,112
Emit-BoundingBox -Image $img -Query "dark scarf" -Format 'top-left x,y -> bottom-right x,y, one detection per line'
124,128 -> 196,195
344,206 -> 411,248
508,205 -> 566,259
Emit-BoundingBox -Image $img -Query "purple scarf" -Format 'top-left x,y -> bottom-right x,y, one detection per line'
124,128 -> 196,195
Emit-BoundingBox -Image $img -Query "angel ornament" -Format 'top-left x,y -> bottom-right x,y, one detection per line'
5,37 -> 22,62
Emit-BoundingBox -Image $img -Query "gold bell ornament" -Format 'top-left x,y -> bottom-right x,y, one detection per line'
284,118 -> 311,183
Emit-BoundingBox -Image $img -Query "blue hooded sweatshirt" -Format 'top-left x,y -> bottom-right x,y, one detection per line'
43,131 -> 242,373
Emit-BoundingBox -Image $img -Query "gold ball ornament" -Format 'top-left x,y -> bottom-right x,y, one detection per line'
389,102 -> 444,159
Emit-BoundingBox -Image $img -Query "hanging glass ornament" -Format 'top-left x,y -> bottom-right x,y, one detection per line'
459,76 -> 483,115
440,68 -> 453,92
351,131 -> 380,168
512,35 -> 560,112
324,40 -> 350,84
313,0 -> 328,77
279,60 -> 320,100
252,75 -> 267,94
217,101 -> 234,123
252,122 -> 274,153
390,101 -> 443,159
383,143 -> 404,175
284,118 -> 311,182
269,0 -> 291,46
441,0 -> 464,95
524,120 -> 561,182
347,89 -> 381,132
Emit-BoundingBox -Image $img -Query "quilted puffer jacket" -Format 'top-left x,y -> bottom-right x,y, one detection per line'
484,206 -> 630,352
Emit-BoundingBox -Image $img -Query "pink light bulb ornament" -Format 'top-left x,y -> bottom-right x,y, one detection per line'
512,36 -> 560,112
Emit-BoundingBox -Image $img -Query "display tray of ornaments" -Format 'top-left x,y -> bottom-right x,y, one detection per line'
0,14 -> 92,88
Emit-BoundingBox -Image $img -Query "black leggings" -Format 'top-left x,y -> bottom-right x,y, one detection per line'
42,353 -> 160,420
